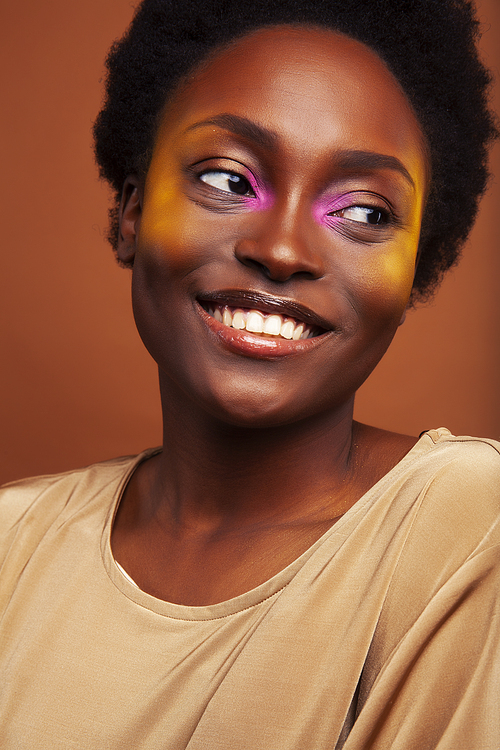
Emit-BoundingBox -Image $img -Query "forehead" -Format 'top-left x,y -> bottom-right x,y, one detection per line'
155,25 -> 428,188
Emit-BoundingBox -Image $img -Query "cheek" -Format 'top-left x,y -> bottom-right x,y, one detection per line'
364,250 -> 416,297
139,153 -> 212,269
312,199 -> 421,316
343,242 -> 418,327
137,197 -> 226,288
139,190 -> 194,265
131,192 -> 199,346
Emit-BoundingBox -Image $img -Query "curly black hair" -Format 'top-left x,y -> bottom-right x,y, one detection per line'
93,0 -> 497,302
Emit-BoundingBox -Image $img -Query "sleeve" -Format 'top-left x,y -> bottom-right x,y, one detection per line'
344,438 -> 500,750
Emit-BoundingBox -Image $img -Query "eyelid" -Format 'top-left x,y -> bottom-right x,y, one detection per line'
192,159 -> 264,200
334,205 -> 389,225
323,190 -> 392,214
192,157 -> 258,184
199,169 -> 256,197
314,190 -> 395,224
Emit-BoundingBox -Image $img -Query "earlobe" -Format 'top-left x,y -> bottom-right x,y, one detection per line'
117,176 -> 143,265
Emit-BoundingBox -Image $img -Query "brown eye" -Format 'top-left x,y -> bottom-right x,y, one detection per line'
200,171 -> 254,196
335,206 -> 388,225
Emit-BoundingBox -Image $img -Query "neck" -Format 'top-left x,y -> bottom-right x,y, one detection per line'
147,379 -> 358,530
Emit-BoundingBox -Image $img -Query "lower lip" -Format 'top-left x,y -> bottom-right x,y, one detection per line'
196,303 -> 332,359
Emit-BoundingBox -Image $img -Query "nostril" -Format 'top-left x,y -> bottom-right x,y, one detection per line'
234,239 -> 272,276
234,236 -> 324,283
235,251 -> 292,282
240,258 -> 272,277
234,238 -> 259,260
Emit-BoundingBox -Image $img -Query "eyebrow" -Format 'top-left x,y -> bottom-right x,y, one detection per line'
185,114 -> 278,150
185,114 -> 415,189
334,150 -> 415,190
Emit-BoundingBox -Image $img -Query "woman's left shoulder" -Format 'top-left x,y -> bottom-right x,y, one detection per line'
353,424 -> 500,515
420,428 -> 500,490
362,425 -> 500,533
402,429 -> 500,553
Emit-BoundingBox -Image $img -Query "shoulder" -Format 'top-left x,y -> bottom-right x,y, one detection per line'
399,429 -> 500,536
368,428 -> 500,570
0,451 -> 157,551
414,429 -> 500,506
353,424 -> 500,510
424,427 -> 500,459
390,430 -> 500,589
366,425 -> 500,500
366,432 -> 500,671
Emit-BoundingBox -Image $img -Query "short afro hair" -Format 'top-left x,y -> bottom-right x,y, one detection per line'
93,0 -> 497,303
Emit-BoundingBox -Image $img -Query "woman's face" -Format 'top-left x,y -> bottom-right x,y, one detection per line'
119,26 -> 428,428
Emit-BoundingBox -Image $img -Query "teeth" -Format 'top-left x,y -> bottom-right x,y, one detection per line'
246,311 -> 264,333
232,309 -> 246,329
263,314 -> 282,336
207,304 -> 316,341
292,323 -> 305,340
280,320 -> 295,340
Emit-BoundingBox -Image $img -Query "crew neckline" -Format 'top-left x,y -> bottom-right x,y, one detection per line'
102,429 -> 452,621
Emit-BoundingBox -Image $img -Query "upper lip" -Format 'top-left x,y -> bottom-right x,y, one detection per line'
196,289 -> 332,331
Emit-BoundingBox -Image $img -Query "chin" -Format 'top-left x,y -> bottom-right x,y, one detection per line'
194,381 -> 351,432
203,391 -> 301,430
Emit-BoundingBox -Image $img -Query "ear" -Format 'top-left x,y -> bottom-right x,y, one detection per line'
117,176 -> 143,265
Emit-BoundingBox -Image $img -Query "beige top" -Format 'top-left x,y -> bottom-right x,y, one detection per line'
0,428 -> 499,749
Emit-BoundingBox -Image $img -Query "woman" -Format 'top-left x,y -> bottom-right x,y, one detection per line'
1,0 -> 499,748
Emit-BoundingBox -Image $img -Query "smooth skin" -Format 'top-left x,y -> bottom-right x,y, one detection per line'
111,26 -> 429,605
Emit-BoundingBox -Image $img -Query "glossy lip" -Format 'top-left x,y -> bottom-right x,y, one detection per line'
197,289 -> 333,330
195,290 -> 335,359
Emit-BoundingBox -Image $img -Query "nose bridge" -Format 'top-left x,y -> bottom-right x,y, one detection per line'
234,191 -> 324,282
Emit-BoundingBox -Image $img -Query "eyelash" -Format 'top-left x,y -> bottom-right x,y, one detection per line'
193,166 -> 396,232
319,191 -> 396,233
327,204 -> 390,226
198,168 -> 257,198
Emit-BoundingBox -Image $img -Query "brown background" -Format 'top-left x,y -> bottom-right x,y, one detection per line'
1,0 -> 499,485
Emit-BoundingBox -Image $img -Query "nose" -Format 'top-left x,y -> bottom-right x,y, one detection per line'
234,203 -> 325,283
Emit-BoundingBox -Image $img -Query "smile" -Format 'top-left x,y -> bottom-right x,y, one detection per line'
203,304 -> 318,340
196,290 -> 332,359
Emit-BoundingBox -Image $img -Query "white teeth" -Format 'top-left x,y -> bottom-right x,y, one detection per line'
293,323 -> 305,340
207,304 -> 316,341
280,320 -> 295,340
263,314 -> 282,336
246,311 -> 264,333
232,309 -> 246,329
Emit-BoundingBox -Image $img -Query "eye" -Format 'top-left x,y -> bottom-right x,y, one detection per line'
199,170 -> 255,197
330,205 -> 388,225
